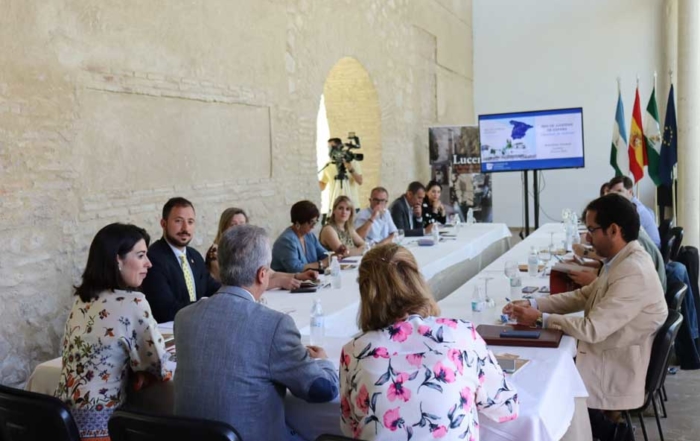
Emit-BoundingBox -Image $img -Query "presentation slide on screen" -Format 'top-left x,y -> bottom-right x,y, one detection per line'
479,108 -> 584,173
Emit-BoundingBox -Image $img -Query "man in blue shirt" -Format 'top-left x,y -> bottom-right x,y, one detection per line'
608,176 -> 660,248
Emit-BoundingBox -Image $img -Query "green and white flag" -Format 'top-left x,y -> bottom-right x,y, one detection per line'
644,86 -> 662,185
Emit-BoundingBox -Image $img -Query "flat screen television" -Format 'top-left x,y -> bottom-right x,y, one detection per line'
478,107 -> 585,173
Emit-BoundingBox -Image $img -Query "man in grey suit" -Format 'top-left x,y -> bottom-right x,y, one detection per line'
174,225 -> 339,440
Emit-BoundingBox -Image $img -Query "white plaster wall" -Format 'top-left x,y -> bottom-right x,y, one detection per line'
474,0 -> 668,227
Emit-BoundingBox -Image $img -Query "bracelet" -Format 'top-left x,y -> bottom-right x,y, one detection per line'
318,260 -> 324,271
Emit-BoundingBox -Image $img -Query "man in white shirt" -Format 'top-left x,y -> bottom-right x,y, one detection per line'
608,176 -> 660,247
354,187 -> 397,244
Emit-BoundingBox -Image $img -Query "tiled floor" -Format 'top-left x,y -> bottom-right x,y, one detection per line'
637,367 -> 700,441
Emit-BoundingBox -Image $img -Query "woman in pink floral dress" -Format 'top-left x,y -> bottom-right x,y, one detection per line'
55,224 -> 173,441
340,244 -> 518,440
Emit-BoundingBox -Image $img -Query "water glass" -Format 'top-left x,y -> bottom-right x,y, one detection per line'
396,229 -> 405,244
504,260 -> 518,279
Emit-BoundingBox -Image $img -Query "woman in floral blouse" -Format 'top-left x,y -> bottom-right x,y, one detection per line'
55,223 -> 173,441
340,244 -> 518,440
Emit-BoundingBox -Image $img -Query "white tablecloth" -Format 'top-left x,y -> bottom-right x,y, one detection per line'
265,223 -> 511,338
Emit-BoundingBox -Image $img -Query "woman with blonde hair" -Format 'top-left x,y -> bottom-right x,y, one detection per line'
320,196 -> 365,257
206,207 -> 317,289
340,244 -> 518,440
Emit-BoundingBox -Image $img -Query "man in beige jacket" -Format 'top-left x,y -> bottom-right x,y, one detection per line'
505,194 -> 667,441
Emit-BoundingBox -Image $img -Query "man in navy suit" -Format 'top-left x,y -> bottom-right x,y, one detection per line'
141,197 -> 221,323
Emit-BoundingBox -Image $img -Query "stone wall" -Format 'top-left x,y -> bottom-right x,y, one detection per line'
0,0 -> 473,386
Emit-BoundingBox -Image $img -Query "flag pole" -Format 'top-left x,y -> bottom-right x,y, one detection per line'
653,71 -> 659,223
635,74 -> 641,200
668,69 -> 677,223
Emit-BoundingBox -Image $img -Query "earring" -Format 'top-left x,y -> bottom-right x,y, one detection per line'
118,265 -> 122,272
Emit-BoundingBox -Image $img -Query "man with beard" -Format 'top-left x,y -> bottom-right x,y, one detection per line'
141,197 -> 221,323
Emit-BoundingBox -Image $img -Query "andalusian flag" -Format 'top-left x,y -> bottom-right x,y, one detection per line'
628,86 -> 647,182
610,91 -> 629,176
644,86 -> 662,185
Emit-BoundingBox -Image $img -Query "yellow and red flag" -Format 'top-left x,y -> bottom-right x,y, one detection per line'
628,86 -> 647,182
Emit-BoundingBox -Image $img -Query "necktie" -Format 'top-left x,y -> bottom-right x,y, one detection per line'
180,255 -> 196,302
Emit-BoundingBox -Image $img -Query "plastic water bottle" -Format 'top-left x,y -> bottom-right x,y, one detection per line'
466,208 -> 476,225
528,246 -> 539,277
431,223 -> 440,243
330,256 -> 342,289
310,298 -> 325,346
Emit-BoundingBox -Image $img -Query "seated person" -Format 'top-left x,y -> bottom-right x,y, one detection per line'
355,186 -> 398,244
422,180 -> 447,226
341,243 -> 518,439
390,181 -> 435,236
608,176 -> 660,247
600,181 -> 610,197
271,200 -> 331,273
320,196 -> 366,257
141,197 -> 220,323
55,223 -> 172,440
206,207 -> 317,289
174,225 -> 339,441
505,194 -> 667,440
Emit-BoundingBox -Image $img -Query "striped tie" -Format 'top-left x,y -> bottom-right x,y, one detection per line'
180,255 -> 196,302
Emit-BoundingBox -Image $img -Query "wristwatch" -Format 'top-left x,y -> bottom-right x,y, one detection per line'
318,260 -> 325,272
535,314 -> 544,328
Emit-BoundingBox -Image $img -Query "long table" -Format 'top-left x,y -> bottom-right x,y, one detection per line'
26,223 -> 590,441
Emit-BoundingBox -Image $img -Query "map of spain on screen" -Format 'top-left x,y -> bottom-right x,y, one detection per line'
478,108 -> 584,173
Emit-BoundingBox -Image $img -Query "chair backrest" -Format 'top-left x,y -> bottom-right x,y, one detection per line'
0,384 -> 81,441
108,409 -> 242,441
669,227 -> 684,262
665,280 -> 687,312
645,310 -> 683,397
659,219 -> 673,263
315,435 -> 356,441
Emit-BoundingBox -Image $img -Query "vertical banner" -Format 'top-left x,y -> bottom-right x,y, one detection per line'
429,126 -> 493,223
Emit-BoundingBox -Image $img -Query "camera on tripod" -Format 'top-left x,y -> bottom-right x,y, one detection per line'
328,132 -> 363,182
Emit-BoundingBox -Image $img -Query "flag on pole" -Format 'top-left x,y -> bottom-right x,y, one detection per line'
628,85 -> 647,183
644,85 -> 662,185
610,90 -> 629,176
659,84 -> 677,186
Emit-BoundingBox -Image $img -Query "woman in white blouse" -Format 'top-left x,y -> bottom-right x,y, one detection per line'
55,223 -> 173,441
340,244 -> 519,440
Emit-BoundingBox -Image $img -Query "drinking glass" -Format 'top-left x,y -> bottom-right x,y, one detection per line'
396,229 -> 405,244
482,277 -> 495,308
538,246 -> 552,278
504,260 -> 518,280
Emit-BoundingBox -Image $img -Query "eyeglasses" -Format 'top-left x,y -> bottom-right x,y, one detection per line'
371,198 -> 388,204
586,225 -> 604,234
308,219 -> 318,227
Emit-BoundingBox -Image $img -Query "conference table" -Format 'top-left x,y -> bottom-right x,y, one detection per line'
26,223 -> 590,441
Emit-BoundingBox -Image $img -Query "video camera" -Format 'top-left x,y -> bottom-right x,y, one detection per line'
328,132 -> 363,182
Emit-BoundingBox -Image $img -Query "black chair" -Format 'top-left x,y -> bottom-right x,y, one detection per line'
665,280 -> 687,313
669,227 -> 684,262
315,435 -> 355,441
0,384 -> 81,441
623,310 -> 683,441
108,409 -> 242,441
659,219 -> 673,262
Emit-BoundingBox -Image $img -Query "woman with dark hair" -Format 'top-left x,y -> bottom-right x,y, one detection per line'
271,200 -> 332,273
55,223 -> 173,441
340,244 -> 518,440
422,180 -> 447,226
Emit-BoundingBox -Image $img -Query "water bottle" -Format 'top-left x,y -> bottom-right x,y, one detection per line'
467,208 -> 476,225
528,246 -> 539,277
310,298 -> 325,346
431,223 -> 440,243
330,256 -> 342,289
